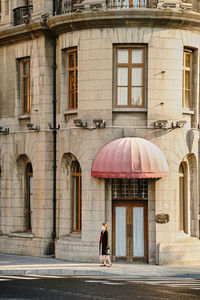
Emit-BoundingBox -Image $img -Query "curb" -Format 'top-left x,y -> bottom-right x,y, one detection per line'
1,269 -> 200,278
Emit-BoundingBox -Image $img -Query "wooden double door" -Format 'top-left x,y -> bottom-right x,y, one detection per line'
112,201 -> 148,262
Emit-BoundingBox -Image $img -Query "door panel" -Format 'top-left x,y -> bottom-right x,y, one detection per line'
115,207 -> 126,257
133,207 -> 144,257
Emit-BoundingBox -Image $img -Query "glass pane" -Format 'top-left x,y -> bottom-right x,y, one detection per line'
132,49 -> 143,63
75,51 -> 78,67
73,177 -> 77,230
117,67 -> 128,85
112,179 -> 120,199
117,87 -> 128,105
76,70 -> 78,108
69,71 -> 75,108
23,62 -> 29,75
117,49 -> 128,64
29,176 -> 33,230
185,53 -> 191,68
132,67 -> 142,86
140,179 -> 148,198
76,177 -> 79,230
133,207 -> 144,257
115,207 -> 126,257
69,53 -> 75,67
121,179 -> 129,197
130,179 -> 138,197
184,90 -> 190,108
24,78 -> 28,96
131,87 -> 142,106
23,95 -> 28,113
185,71 -> 190,89
179,177 -> 184,231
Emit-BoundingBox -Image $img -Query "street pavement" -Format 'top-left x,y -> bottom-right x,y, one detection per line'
0,254 -> 200,278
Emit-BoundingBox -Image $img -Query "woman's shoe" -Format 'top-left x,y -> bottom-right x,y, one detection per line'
107,264 -> 112,267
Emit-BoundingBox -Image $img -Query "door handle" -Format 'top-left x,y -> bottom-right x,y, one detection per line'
127,224 -> 133,237
129,224 -> 132,238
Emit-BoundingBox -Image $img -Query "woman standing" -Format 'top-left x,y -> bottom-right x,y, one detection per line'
99,223 -> 112,267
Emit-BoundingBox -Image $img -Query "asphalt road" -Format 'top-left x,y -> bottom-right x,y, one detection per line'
0,275 -> 200,299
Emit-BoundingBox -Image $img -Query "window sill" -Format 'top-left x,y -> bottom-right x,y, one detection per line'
113,107 -> 147,113
182,109 -> 194,115
18,114 -> 31,120
64,110 -> 77,115
9,232 -> 34,238
60,232 -> 81,240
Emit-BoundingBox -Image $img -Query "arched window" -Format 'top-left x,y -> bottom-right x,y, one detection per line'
179,163 -> 187,233
72,161 -> 82,232
26,162 -> 33,232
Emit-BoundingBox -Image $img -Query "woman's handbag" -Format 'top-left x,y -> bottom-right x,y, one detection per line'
106,247 -> 110,255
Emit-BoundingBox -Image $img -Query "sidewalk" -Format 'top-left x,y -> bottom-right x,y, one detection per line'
0,254 -> 200,278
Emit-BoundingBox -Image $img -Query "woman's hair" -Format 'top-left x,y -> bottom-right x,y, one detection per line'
102,223 -> 107,230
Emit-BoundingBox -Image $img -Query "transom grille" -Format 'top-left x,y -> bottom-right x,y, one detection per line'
112,178 -> 148,199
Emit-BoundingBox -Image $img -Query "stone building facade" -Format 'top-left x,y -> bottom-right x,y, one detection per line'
0,0 -> 200,265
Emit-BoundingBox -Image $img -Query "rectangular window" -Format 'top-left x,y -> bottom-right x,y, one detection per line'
66,49 -> 78,110
20,58 -> 31,114
26,163 -> 33,232
72,162 -> 82,232
179,163 -> 187,233
182,49 -> 193,109
115,47 -> 145,108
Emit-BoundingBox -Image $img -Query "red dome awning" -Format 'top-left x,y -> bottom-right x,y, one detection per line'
91,137 -> 169,179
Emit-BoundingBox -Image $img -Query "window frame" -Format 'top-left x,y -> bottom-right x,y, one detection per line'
179,163 -> 186,233
72,162 -> 82,232
114,46 -> 146,108
182,48 -> 193,110
66,48 -> 78,110
26,163 -> 33,232
20,57 -> 31,115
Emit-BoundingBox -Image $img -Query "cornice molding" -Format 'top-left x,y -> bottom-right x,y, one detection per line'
0,9 -> 200,45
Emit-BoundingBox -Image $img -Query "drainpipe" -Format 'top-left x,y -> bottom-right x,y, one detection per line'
52,37 -> 57,254
53,0 -> 56,16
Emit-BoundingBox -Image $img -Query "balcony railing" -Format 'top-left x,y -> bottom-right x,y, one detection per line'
108,0 -> 156,8
55,0 -> 200,14
13,5 -> 33,26
55,0 -> 84,14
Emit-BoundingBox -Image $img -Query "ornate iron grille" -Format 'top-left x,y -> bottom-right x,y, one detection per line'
13,5 -> 33,26
112,178 -> 148,199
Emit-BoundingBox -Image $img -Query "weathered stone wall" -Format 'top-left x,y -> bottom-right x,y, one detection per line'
55,26 -> 200,264
0,9 -> 199,264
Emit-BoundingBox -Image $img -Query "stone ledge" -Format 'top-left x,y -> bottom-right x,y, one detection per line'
113,108 -> 148,113
9,232 -> 34,238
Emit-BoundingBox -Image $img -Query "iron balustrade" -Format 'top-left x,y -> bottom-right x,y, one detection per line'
108,0 -> 156,8
55,0 -> 200,13
55,0 -> 84,14
13,5 -> 33,26
12,0 -> 200,23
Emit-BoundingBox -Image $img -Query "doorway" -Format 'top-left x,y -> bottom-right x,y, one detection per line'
112,201 -> 148,262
